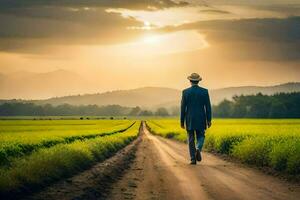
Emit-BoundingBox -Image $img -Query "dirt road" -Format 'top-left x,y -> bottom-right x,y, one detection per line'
108,122 -> 300,200
27,122 -> 300,200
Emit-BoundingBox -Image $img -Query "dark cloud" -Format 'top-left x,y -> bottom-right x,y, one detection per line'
163,16 -> 300,61
0,0 -> 189,53
199,9 -> 231,14
0,0 -> 189,11
0,7 -> 140,38
197,0 -> 300,6
193,1 -> 300,19
0,7 -> 145,52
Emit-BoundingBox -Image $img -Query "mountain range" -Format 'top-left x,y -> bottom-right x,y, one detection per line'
0,70 -> 299,108
32,82 -> 300,108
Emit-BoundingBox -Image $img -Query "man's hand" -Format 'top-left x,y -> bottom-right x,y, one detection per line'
181,124 -> 185,129
207,121 -> 212,128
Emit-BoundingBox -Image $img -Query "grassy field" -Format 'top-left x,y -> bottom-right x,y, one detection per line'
147,119 -> 300,175
0,119 -> 139,194
0,120 -> 134,166
1,118 -> 299,194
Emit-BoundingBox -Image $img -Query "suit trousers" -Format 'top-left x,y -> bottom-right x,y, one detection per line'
187,130 -> 205,160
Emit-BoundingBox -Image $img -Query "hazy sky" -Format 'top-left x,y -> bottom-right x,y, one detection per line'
0,0 -> 300,96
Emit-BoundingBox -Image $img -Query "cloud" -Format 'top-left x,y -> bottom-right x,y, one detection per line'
0,0 -> 299,57
0,7 -> 145,53
199,9 -> 231,14
0,0 -> 189,53
0,0 -> 189,11
163,16 -> 300,61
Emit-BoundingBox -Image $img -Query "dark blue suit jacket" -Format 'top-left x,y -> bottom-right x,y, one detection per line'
180,85 -> 212,131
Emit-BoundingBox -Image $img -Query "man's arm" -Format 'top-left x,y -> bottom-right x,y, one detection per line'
205,90 -> 212,128
180,91 -> 186,129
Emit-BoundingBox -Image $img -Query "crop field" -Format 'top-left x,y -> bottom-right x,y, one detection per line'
0,119 -> 139,194
147,119 -> 300,175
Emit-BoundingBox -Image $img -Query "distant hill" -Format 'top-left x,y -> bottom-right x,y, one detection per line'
210,82 -> 300,104
34,87 -> 181,108
1,82 -> 299,108
0,70 -> 95,99
155,83 -> 300,108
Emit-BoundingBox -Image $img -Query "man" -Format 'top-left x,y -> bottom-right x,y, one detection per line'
180,73 -> 212,165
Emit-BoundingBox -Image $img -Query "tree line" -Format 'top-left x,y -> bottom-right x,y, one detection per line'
0,92 -> 299,118
213,92 -> 300,118
0,103 -> 173,116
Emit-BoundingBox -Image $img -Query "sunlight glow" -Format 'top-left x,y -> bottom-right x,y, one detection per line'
143,35 -> 161,44
143,21 -> 152,30
85,31 -> 208,58
134,31 -> 209,55
144,21 -> 151,26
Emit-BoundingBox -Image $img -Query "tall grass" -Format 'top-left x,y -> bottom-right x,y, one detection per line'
0,120 -> 134,165
147,119 -> 300,175
0,122 -> 140,194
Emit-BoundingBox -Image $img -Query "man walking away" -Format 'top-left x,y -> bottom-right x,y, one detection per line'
180,73 -> 212,165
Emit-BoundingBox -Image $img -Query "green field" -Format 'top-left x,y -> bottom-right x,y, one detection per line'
0,120 -> 139,193
1,118 -> 299,194
147,119 -> 300,175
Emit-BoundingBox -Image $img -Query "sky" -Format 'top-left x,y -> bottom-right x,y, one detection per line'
0,0 -> 300,98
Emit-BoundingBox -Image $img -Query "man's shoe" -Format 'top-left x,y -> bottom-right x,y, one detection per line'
196,149 -> 202,162
190,160 -> 196,165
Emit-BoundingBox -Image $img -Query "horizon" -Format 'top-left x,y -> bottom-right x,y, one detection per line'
0,0 -> 300,99
0,79 -> 299,101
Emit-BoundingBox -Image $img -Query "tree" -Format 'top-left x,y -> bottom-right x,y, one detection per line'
0,103 -> 133,116
212,92 -> 300,118
269,101 -> 287,118
129,106 -> 141,116
155,107 -> 169,116
213,99 -> 233,118
139,110 -> 153,116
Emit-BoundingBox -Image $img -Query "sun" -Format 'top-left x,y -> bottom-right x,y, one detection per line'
143,35 -> 160,45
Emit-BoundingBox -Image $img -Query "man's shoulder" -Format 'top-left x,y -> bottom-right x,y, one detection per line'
183,86 -> 208,94
182,87 -> 191,93
197,86 -> 208,93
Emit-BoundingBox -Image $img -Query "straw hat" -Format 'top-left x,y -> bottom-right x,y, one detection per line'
187,73 -> 202,81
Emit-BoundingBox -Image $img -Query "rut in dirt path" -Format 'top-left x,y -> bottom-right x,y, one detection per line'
108,122 -> 300,200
